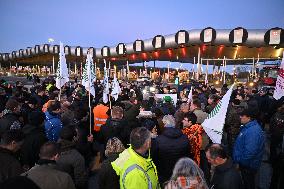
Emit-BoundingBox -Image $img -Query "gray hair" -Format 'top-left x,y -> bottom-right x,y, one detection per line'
171,158 -> 208,188
162,115 -> 176,128
130,127 -> 151,150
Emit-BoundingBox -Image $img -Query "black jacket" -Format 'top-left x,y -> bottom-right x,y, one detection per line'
98,153 -> 120,189
123,102 -> 140,130
152,127 -> 191,184
20,124 -> 47,168
0,95 -> 8,113
99,118 -> 130,147
56,139 -> 87,189
0,147 -> 24,183
0,112 -> 22,137
210,158 -> 243,189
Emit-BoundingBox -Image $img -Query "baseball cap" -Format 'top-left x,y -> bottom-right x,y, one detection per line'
163,96 -> 172,102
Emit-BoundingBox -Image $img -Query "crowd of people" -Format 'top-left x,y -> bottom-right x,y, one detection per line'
0,77 -> 283,189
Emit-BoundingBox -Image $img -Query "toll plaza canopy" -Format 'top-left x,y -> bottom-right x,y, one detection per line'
0,27 -> 283,66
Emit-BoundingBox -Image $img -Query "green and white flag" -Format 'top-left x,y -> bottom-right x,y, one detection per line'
103,59 -> 109,103
82,53 -> 96,97
273,52 -> 284,100
111,73 -> 121,101
187,86 -> 193,103
56,42 -> 69,89
202,84 -> 235,144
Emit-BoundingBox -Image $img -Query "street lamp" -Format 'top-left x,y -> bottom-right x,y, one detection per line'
48,38 -> 55,43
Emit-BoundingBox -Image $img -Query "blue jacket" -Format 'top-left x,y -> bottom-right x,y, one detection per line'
44,111 -> 63,142
233,120 -> 265,170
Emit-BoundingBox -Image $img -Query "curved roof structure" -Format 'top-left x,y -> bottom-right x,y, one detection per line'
0,27 -> 283,66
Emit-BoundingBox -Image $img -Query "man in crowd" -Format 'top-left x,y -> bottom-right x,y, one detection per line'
0,99 -> 22,137
196,87 -> 208,109
205,94 -> 220,114
22,142 -> 76,189
206,143 -> 243,189
93,99 -> 109,132
182,112 -> 203,166
21,111 -> 47,169
112,127 -> 160,189
0,87 -> 8,113
224,99 -> 244,154
233,109 -> 265,189
44,100 -> 63,142
152,115 -> 191,184
56,126 -> 87,189
174,102 -> 190,129
33,86 -> 48,107
190,98 -> 208,124
0,130 -> 24,182
99,106 -> 129,147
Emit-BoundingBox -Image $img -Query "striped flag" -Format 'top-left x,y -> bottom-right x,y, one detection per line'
202,84 -> 235,143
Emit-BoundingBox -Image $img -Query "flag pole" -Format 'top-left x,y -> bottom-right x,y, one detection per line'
89,89 -> 92,135
88,53 -> 92,135
206,60 -> 209,84
59,87 -> 61,101
108,61 -> 112,111
223,56 -> 226,84
192,57 -> 196,79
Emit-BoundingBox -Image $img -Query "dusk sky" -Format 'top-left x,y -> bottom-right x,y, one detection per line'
0,0 -> 283,70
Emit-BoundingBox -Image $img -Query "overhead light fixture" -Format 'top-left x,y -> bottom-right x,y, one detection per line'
201,27 -> 216,43
116,43 -> 126,55
152,35 -> 165,49
76,47 -> 81,56
175,30 -> 189,45
269,29 -> 281,45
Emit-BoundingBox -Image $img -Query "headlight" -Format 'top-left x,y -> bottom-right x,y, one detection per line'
215,81 -> 220,85
149,87 -> 155,92
249,82 -> 254,87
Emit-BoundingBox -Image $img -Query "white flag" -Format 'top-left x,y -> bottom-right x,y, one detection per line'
111,73 -> 121,101
187,87 -> 193,103
273,52 -> 284,100
56,42 -> 69,89
103,60 -> 109,103
202,84 -> 235,144
82,53 -> 96,97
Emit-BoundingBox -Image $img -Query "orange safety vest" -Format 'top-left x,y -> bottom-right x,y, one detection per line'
93,104 -> 109,132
